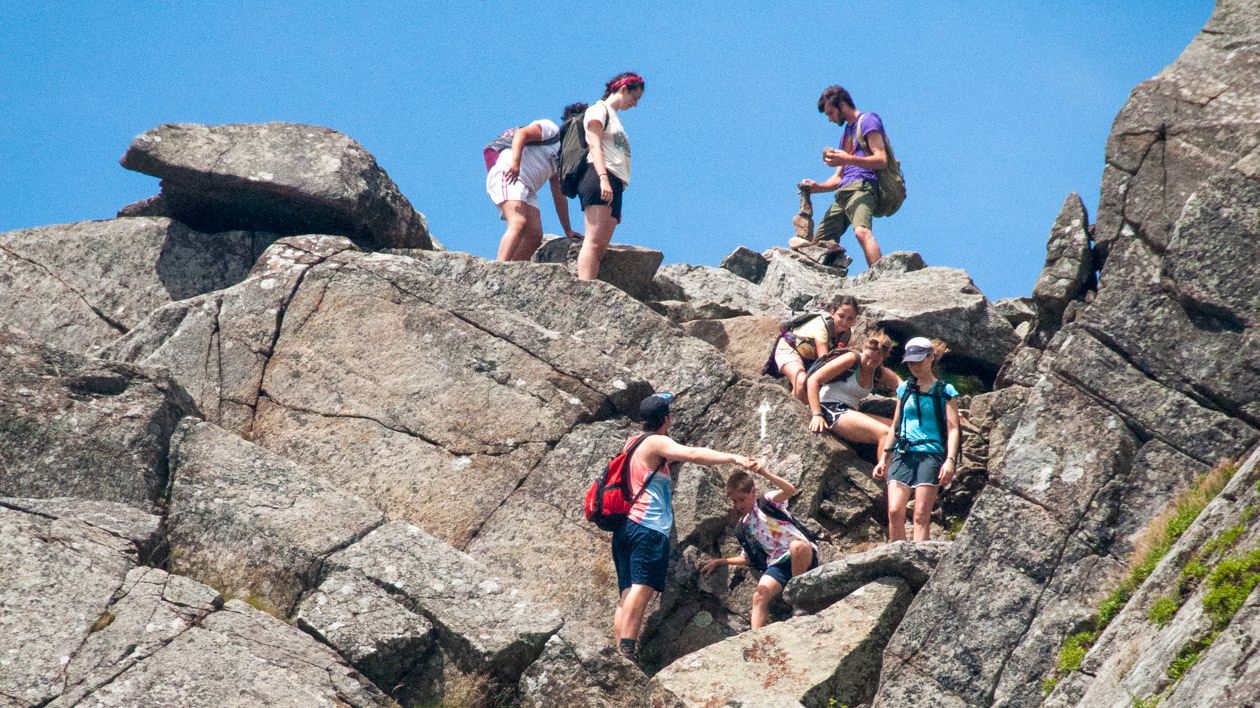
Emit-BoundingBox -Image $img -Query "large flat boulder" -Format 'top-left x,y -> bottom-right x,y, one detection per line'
654,578 -> 912,708
323,521 -> 563,682
533,235 -> 664,301
120,122 -> 432,250
0,326 -> 196,508
166,419 -> 385,615
0,217 -> 274,353
683,315 -> 782,379
0,498 -> 162,707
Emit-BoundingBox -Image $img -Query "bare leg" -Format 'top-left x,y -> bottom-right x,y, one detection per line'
616,584 -> 656,641
613,587 -> 629,640
830,410 -> 893,445
779,360 -> 807,403
751,575 -> 784,630
579,204 -> 616,280
508,205 -> 544,261
887,481 -> 911,542
912,484 -> 939,541
788,539 -> 813,577
853,225 -> 882,267
496,201 -> 532,262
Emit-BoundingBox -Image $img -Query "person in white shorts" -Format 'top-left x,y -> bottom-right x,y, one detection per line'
487,103 -> 586,261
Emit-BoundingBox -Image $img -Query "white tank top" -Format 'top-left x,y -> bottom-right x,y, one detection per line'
585,100 -> 631,185
820,361 -> 873,408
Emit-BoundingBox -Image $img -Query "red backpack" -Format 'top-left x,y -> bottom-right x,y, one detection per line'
585,434 -> 663,532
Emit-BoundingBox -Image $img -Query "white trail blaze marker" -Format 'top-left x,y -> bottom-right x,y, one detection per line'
758,400 -> 772,440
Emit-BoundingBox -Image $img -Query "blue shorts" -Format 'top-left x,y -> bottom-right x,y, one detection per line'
763,547 -> 819,587
888,450 -> 946,488
612,520 -> 670,593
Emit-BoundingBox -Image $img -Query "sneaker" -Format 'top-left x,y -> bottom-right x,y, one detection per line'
790,608 -> 810,619
617,640 -> 637,662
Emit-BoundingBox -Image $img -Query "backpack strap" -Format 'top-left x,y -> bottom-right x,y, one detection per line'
624,434 -> 666,507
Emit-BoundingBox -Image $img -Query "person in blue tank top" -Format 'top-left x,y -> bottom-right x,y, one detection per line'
873,337 -> 961,542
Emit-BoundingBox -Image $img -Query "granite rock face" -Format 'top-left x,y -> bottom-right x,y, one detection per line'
120,122 -> 432,250
518,635 -> 685,708
166,419 -> 385,615
785,541 -> 949,614
324,521 -> 563,682
0,326 -> 196,508
655,578 -> 912,708
534,235 -> 665,301
872,4 -> 1260,705
0,217 -> 275,353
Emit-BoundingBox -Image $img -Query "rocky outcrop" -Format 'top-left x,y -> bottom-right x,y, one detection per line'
166,419 -> 385,615
654,578 -> 912,708
1045,446 -> 1260,707
682,315 -> 782,379
785,541 -> 949,614
0,326 -> 196,508
0,217 -> 275,353
872,5 -> 1260,705
120,122 -> 433,250
518,635 -> 685,708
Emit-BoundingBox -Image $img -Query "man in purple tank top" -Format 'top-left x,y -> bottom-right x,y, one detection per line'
795,85 -> 887,268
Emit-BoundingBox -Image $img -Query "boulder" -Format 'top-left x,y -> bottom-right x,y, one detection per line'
120,122 -> 432,250
534,235 -> 664,302
0,498 -> 163,707
844,250 -> 927,288
652,262 -> 772,315
323,521 -> 563,682
842,266 -> 1018,376
654,578 -> 912,708
0,217 -> 275,353
682,315 -> 782,380
297,571 -> 434,691
0,326 -> 196,508
1031,193 -> 1094,328
166,419 -> 385,615
758,247 -> 848,312
59,599 -> 395,708
993,297 -> 1036,327
785,541 -> 949,614
518,635 -> 685,708
719,246 -> 769,283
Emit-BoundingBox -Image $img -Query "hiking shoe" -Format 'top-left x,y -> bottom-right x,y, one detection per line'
617,641 -> 638,662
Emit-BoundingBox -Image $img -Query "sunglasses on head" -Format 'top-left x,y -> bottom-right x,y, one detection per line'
867,339 -> 892,352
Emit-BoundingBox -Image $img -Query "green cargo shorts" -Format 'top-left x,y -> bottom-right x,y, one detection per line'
815,181 -> 875,244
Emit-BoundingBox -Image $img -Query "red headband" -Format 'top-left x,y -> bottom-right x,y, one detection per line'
611,75 -> 642,91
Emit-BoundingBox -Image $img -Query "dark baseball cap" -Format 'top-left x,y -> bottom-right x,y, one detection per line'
640,392 -> 674,425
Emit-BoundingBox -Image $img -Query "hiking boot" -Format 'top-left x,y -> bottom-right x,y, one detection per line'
617,639 -> 638,663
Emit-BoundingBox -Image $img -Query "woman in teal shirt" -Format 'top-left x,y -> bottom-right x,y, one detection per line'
872,337 -> 961,542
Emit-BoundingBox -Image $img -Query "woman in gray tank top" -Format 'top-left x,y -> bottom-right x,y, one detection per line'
806,329 -> 902,445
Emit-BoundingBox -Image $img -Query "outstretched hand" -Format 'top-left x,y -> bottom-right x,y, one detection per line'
799,179 -> 819,193
700,559 -> 721,576
739,456 -> 765,475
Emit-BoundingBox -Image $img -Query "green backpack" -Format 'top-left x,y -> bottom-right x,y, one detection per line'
853,113 -> 906,217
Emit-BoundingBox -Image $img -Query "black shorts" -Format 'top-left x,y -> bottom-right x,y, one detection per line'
577,167 -> 624,222
888,450 -> 946,488
819,401 -> 853,427
612,520 -> 669,593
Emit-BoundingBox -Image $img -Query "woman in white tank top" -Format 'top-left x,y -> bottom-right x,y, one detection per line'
806,329 -> 902,445
577,72 -> 645,281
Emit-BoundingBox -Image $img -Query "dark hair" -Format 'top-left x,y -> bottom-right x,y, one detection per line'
562,102 -> 589,120
828,294 -> 860,314
818,85 -> 855,113
726,471 -> 755,495
602,72 -> 645,99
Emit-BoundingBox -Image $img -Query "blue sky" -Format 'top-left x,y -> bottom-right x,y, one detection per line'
0,1 -> 1211,300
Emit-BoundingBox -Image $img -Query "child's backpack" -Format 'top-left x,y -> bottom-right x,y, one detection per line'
483,126 -> 562,172
853,113 -> 906,217
894,376 -> 950,452
584,434 -> 662,532
734,497 -> 820,572
558,109 -> 608,198
779,309 -> 836,359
